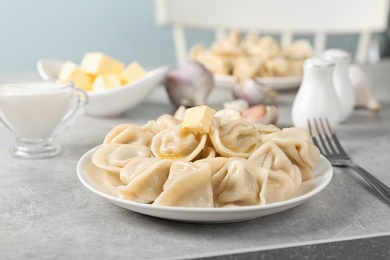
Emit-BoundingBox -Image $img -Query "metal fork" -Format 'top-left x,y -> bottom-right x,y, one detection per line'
308,118 -> 390,204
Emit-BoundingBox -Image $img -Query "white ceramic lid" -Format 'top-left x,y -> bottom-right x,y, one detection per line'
304,57 -> 334,68
322,48 -> 351,61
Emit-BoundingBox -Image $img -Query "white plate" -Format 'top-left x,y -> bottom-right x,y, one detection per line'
214,74 -> 302,91
77,146 -> 333,223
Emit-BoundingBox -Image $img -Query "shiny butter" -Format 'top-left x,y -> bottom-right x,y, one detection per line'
119,61 -> 147,84
80,52 -> 125,75
92,74 -> 122,91
58,61 -> 92,91
182,106 -> 216,134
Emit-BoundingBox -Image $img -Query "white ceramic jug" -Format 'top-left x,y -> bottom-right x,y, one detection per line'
292,57 -> 342,130
322,49 -> 355,122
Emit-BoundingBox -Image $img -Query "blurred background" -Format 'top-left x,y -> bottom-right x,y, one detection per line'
0,0 -> 209,71
1,0 -> 389,72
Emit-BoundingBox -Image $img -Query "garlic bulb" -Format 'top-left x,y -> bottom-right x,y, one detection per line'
165,61 -> 214,107
348,63 -> 381,112
241,105 -> 278,124
233,78 -> 277,106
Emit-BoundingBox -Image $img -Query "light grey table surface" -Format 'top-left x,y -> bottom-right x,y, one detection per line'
1,61 -> 390,260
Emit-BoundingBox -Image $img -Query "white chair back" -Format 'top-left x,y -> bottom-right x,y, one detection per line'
155,0 -> 389,64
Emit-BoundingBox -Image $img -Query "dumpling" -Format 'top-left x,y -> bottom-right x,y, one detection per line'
246,35 -> 280,59
241,32 -> 261,51
211,38 -> 242,58
155,114 -> 182,130
196,50 -> 231,75
226,30 -> 242,45
232,55 -> 263,78
119,158 -> 172,185
142,114 -> 182,137
153,161 -> 214,207
150,124 -> 207,161
260,127 -> 320,181
261,56 -> 290,77
214,108 -> 242,126
103,124 -> 154,146
288,59 -> 304,76
258,35 -> 280,56
188,44 -> 208,61
141,120 -> 161,137
118,158 -> 173,203
249,142 -> 302,203
284,39 -> 313,60
196,157 -> 229,176
253,123 -> 281,141
92,143 -> 151,175
92,143 -> 151,187
209,118 -> 260,158
192,146 -> 218,161
211,157 -> 269,207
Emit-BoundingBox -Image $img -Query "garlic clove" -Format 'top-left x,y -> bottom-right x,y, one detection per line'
165,61 -> 214,107
241,105 -> 266,122
263,105 -> 279,124
348,63 -> 381,112
365,97 -> 381,113
233,78 -> 277,106
241,105 -> 278,124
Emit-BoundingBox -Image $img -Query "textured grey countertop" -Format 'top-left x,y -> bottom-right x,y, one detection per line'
1,61 -> 390,260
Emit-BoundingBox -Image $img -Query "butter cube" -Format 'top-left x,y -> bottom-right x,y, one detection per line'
92,74 -> 122,91
58,61 -> 93,91
182,106 -> 216,134
119,61 -> 147,84
80,52 -> 125,75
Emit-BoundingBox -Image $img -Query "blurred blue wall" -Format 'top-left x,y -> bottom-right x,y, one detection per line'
0,0 -> 370,72
0,0 -> 174,71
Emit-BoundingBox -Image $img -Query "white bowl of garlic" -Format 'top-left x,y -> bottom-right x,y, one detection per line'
37,53 -> 168,117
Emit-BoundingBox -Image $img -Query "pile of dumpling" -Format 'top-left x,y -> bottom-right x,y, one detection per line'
189,30 -> 313,79
91,106 -> 320,208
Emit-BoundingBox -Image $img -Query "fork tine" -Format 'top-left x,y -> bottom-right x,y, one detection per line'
314,118 -> 331,155
324,118 -> 347,155
308,119 -> 323,154
320,118 -> 338,154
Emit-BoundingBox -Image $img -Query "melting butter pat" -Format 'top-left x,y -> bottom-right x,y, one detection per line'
182,106 -> 216,134
58,61 -> 93,91
119,61 -> 147,84
80,52 -> 125,75
92,74 -> 122,91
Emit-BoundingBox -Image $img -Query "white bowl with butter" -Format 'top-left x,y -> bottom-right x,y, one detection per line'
37,58 -> 168,117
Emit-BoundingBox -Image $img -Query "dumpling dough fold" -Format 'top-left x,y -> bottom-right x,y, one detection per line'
249,142 -> 302,203
260,127 -> 320,181
150,124 -> 207,161
118,158 -> 173,203
211,157 -> 268,207
153,161 -> 214,207
103,124 -> 154,146
92,143 -> 151,175
209,118 -> 260,158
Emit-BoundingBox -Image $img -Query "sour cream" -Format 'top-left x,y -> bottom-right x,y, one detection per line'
0,81 -> 73,139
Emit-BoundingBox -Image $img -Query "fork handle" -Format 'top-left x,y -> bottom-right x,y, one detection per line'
348,162 -> 390,205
